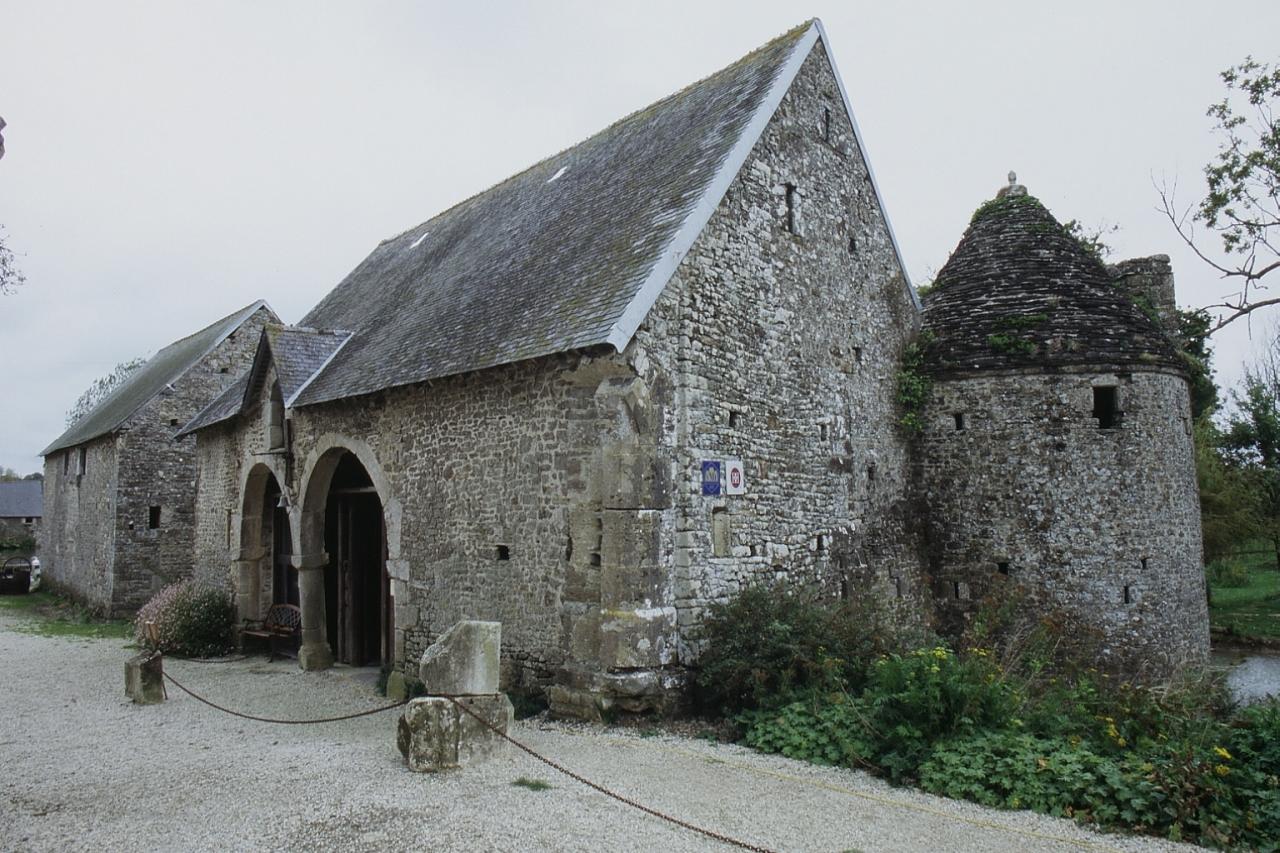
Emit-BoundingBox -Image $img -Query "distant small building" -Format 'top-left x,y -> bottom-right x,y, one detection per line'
0,480 -> 42,545
39,301 -> 277,615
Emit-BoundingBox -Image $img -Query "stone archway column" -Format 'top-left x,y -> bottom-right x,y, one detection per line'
293,552 -> 333,670
235,551 -> 266,621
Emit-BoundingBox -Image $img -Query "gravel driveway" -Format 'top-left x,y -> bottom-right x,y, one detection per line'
0,607 -> 1205,853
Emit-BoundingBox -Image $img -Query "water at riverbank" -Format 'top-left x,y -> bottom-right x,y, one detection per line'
1213,645 -> 1280,704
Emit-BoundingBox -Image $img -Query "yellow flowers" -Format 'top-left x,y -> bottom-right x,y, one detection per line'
1214,746 -> 1233,761
1215,764 -> 1231,777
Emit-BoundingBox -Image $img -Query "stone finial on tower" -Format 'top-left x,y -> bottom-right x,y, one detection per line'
996,171 -> 1027,198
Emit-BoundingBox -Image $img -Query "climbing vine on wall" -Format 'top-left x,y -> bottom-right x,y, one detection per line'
896,331 -> 934,434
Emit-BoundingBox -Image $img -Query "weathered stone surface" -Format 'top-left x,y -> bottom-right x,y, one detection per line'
396,694 -> 514,772
40,304 -> 276,617
385,670 -> 408,702
124,652 -> 165,704
187,34 -> 927,715
419,621 -> 501,695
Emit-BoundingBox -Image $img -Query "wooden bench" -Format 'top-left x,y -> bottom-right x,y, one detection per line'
241,603 -> 302,660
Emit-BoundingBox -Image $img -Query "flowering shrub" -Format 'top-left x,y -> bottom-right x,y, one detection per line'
134,581 -> 235,657
710,584 -> 1280,849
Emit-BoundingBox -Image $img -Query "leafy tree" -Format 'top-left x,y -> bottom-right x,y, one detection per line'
0,227 -> 24,296
1161,57 -> 1280,333
1220,358 -> 1280,567
0,467 -> 20,483
65,356 -> 148,427
1195,418 -> 1261,563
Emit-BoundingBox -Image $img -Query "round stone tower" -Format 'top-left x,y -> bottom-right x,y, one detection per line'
918,176 -> 1208,678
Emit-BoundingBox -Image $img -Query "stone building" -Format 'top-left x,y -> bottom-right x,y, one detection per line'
181,20 -> 927,714
178,21 -> 1207,712
917,178 -> 1208,676
0,480 -> 42,546
40,301 -> 277,615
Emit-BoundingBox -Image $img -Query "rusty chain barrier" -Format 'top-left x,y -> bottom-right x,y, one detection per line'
159,668 -> 776,852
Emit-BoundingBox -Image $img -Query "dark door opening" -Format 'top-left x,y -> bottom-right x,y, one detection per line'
323,454 -> 392,666
264,476 -> 298,608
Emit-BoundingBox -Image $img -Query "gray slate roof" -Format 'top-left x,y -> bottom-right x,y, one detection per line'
921,189 -> 1184,376
42,301 -> 274,456
177,325 -> 350,436
290,20 -> 863,407
0,480 -> 42,518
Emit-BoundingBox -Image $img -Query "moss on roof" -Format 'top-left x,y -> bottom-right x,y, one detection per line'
921,188 -> 1183,376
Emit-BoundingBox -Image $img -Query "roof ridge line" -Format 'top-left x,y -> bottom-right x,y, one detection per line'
285,331 -> 354,409
605,19 -> 917,349
41,299 -> 277,456
603,22 -> 820,349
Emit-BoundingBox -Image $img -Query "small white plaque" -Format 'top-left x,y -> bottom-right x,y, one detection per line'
723,459 -> 746,495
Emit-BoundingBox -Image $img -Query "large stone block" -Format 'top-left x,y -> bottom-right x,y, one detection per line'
124,652 -> 165,704
396,694 -> 514,772
419,620 -> 501,694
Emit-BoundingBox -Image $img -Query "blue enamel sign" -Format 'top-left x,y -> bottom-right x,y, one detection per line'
701,460 -> 722,496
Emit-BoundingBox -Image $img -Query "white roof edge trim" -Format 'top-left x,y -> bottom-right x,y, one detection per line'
41,299 -> 278,455
604,23 -> 821,351
812,20 -> 919,312
285,331 -> 355,409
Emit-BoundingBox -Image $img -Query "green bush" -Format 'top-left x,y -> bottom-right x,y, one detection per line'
134,580 -> 235,657
708,586 -> 1280,848
692,582 -> 924,715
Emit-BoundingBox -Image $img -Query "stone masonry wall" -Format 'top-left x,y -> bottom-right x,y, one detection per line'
918,368 -> 1208,676
109,306 -> 274,614
629,40 -> 929,667
191,39 -> 928,712
40,305 -> 273,617
39,434 -> 119,611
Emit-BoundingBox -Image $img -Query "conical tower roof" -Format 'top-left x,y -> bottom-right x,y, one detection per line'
921,178 -> 1183,376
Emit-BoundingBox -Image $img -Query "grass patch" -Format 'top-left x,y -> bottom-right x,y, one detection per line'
511,777 -> 552,792
1207,542 -> 1280,641
0,590 -> 132,640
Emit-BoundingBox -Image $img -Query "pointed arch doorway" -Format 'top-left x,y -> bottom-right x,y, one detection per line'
322,453 -> 393,666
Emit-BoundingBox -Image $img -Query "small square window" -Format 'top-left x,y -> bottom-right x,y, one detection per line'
1093,386 -> 1119,429
148,506 -> 161,530
495,545 -> 510,561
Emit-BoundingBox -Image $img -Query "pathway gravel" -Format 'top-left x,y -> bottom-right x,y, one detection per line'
0,607 -> 1205,852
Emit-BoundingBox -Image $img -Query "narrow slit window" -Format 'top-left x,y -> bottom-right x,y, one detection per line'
78,447 -> 87,475
954,413 -> 966,431
1140,557 -> 1149,571
495,545 -> 510,561
893,577 -> 903,598
848,234 -> 857,254
785,183 -> 802,236
819,423 -> 828,441
840,577 -> 849,600
952,581 -> 962,600
1093,386 -> 1119,429
822,106 -> 832,142
1123,585 -> 1132,605
816,534 -> 826,552
148,506 -> 161,530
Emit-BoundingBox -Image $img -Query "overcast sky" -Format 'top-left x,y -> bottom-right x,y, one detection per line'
2,1 -> 1278,475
